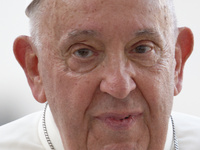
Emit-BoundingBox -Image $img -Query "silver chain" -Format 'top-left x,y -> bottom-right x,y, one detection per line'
42,103 -> 179,150
42,102 -> 55,150
171,115 -> 179,150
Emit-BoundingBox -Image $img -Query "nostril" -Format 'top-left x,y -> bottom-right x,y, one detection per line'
124,115 -> 131,120
119,115 -> 131,121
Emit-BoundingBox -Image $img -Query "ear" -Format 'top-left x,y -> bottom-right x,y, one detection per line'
174,27 -> 194,96
13,36 -> 46,103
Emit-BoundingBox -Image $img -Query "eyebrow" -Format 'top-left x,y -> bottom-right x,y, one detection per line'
60,28 -> 164,49
59,30 -> 101,54
68,30 -> 100,39
135,29 -> 162,39
134,28 -> 164,45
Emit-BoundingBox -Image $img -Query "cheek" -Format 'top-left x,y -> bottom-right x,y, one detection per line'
137,64 -> 175,115
41,60 -> 100,115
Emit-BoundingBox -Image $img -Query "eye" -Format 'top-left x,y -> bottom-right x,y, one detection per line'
73,48 -> 94,58
132,45 -> 152,53
127,41 -> 161,67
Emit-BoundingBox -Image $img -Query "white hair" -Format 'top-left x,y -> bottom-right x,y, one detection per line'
25,0 -> 41,17
26,0 -> 43,49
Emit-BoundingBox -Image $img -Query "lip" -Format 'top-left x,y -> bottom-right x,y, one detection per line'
96,112 -> 142,130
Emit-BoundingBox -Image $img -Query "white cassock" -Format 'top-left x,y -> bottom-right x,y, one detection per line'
0,105 -> 200,150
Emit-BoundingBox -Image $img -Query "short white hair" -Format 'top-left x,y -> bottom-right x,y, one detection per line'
25,0 -> 41,17
26,0 -> 43,49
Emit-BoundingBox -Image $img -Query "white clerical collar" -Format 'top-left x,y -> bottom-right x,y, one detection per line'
38,104 -> 174,150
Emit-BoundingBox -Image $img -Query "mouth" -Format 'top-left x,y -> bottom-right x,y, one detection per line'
96,113 -> 142,130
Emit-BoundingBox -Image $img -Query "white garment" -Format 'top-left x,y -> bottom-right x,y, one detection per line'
0,106 -> 200,150
172,112 -> 200,149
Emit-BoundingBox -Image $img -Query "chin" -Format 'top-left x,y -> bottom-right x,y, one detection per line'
87,142 -> 140,150
101,143 -> 136,150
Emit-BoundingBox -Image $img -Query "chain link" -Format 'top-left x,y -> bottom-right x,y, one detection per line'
171,115 -> 179,150
42,103 -> 55,150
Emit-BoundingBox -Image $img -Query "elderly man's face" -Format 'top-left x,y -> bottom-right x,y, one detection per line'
32,0 -> 178,149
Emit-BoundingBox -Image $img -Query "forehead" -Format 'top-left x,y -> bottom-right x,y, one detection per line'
44,0 -> 169,16
38,0 -> 172,42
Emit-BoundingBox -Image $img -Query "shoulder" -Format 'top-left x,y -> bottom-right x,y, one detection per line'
172,112 -> 200,150
0,111 -> 45,150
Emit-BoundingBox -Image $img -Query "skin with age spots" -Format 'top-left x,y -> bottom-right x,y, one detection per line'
14,0 -> 193,149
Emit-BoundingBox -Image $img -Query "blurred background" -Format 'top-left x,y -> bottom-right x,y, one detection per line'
0,0 -> 200,126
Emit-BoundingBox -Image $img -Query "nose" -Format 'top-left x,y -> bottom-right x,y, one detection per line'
100,60 -> 136,99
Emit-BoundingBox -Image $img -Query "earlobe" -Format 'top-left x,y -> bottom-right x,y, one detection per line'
13,36 -> 46,103
174,27 -> 194,96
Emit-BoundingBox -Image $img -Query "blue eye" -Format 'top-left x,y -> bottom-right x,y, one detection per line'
74,49 -> 94,58
133,45 -> 152,53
